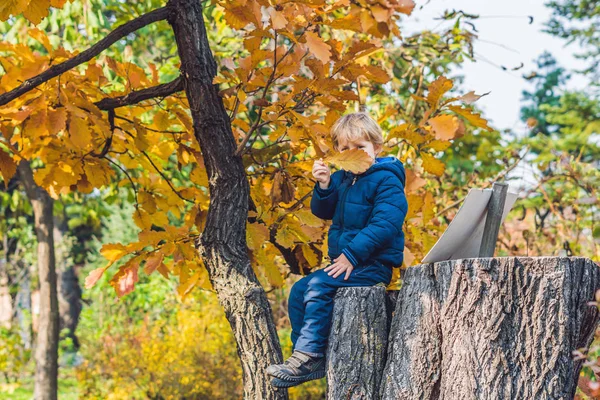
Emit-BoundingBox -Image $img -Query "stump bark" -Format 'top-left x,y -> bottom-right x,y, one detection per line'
327,285 -> 389,400
381,257 -> 600,400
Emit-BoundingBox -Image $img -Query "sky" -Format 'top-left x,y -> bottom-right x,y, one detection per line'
401,0 -> 588,133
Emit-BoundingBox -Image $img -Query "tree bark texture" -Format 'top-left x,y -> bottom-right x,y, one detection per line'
167,1 -> 286,399
327,286 -> 389,400
380,257 -> 600,400
17,161 -> 59,400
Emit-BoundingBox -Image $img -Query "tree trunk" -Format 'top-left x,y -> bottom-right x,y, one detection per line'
327,285 -> 389,400
17,160 -> 59,400
381,257 -> 600,400
167,1 -> 286,399
0,259 -> 12,328
14,262 -> 33,350
54,224 -> 82,350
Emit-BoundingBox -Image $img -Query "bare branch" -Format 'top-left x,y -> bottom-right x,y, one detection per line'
95,76 -> 183,110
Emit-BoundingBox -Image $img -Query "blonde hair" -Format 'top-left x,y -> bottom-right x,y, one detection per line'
330,112 -> 383,151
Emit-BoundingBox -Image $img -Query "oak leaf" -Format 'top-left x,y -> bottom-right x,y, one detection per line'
420,153 -> 445,176
428,114 -> 459,141
304,31 -> 331,64
324,148 -> 372,174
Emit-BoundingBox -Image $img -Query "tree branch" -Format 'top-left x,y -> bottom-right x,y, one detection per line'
0,6 -> 172,107
95,76 -> 183,110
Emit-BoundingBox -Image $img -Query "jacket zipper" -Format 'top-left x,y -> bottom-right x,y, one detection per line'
337,172 -> 358,256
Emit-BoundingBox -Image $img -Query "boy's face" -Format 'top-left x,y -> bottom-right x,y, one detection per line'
337,136 -> 381,164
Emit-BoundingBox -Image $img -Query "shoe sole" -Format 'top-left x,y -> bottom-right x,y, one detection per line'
270,369 -> 326,385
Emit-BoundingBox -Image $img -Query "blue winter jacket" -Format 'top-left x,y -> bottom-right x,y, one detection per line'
310,156 -> 408,268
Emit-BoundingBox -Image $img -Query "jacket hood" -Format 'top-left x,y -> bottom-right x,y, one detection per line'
357,156 -> 406,186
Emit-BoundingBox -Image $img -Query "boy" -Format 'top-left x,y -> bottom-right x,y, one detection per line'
267,112 -> 408,388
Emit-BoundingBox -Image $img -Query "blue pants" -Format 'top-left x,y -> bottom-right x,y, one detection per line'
288,261 -> 393,356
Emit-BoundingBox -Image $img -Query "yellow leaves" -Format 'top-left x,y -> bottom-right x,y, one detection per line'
0,0 -> 57,24
324,148 -> 372,174
388,124 -> 426,147
428,114 -> 459,141
304,31 -> 331,64
0,148 -> 17,188
0,0 -> 28,22
252,244 -> 284,288
420,153 -> 445,176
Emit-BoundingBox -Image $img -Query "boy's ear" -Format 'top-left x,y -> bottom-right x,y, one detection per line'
374,144 -> 382,156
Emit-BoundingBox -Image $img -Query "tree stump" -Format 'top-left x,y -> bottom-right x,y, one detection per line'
326,285 -> 389,399
380,257 -> 600,400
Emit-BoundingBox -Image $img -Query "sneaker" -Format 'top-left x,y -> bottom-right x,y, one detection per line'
266,351 -> 326,385
270,377 -> 303,388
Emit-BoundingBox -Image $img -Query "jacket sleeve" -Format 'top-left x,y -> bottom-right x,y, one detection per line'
341,174 -> 407,268
310,170 -> 343,220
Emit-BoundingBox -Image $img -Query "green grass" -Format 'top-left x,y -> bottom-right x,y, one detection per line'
0,376 -> 79,400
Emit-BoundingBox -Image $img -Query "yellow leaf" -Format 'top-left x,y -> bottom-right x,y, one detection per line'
100,243 -> 129,263
0,149 -> 17,188
68,115 -> 93,149
360,9 -> 375,32
324,148 -> 372,174
422,191 -> 435,223
448,105 -> 494,132
427,76 -> 453,109
421,153 -> 445,176
302,245 -> 319,267
153,109 -> 171,131
144,251 -> 164,275
247,222 -> 269,251
275,227 -> 296,249
295,208 -> 324,228
304,31 -> 331,64
406,194 -> 423,220
133,208 -> 153,230
405,169 -> 426,194
268,8 -> 288,29
47,107 -> 66,135
370,5 -> 390,22
28,27 -> 52,54
425,140 -> 452,152
22,0 -> 51,25
428,114 -> 459,141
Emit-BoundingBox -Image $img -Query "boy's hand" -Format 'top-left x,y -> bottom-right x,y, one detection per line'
312,159 -> 331,189
324,254 -> 354,280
